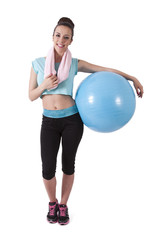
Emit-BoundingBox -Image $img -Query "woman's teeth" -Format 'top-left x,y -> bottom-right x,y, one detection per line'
57,44 -> 64,48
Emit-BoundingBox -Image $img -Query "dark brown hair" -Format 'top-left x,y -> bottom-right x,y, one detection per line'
53,17 -> 75,39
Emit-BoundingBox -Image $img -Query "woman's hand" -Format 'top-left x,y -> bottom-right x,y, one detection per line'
42,73 -> 59,90
132,77 -> 144,98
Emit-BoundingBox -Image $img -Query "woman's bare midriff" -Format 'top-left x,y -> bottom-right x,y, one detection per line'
42,94 -> 75,110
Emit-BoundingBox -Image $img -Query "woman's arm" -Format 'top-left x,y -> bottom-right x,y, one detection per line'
28,67 -> 59,101
28,67 -> 45,101
78,60 -> 144,98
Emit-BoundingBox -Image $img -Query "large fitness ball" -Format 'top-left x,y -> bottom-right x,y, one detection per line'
75,71 -> 136,133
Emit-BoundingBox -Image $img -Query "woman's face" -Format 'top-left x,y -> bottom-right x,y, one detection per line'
53,25 -> 72,56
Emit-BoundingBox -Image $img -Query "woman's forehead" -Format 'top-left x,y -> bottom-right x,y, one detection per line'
55,25 -> 72,35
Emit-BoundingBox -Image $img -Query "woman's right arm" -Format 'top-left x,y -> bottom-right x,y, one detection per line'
28,67 -> 45,101
28,67 -> 58,101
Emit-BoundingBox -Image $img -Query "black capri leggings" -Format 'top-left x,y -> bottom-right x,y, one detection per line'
40,112 -> 84,180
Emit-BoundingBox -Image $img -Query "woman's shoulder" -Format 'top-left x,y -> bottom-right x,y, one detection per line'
71,57 -> 78,64
33,57 -> 45,67
32,57 -> 46,73
71,58 -> 78,75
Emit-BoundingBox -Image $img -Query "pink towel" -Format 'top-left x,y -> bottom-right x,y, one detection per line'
44,45 -> 72,89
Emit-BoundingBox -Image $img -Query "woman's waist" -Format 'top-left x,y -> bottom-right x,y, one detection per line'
42,94 -> 75,110
43,104 -> 79,118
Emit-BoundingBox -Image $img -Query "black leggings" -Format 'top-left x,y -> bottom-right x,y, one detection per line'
40,113 -> 84,180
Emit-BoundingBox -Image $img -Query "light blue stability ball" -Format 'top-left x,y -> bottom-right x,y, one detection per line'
75,71 -> 136,133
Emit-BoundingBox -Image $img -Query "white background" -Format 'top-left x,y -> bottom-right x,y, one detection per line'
0,0 -> 160,239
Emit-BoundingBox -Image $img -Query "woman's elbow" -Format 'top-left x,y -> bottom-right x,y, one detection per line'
29,96 -> 34,102
28,92 -> 35,101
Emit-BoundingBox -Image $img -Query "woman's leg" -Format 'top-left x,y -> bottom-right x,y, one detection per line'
43,177 -> 57,202
40,116 -> 61,202
60,173 -> 74,204
60,113 -> 84,205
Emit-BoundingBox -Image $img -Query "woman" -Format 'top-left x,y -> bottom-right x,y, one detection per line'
29,17 -> 143,225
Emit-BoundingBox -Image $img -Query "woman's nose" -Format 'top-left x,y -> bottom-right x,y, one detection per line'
59,37 -> 65,43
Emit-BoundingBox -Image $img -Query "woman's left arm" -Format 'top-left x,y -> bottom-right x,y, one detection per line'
78,60 -> 144,98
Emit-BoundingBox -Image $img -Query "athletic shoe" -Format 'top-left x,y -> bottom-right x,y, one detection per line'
58,204 -> 70,225
47,200 -> 59,223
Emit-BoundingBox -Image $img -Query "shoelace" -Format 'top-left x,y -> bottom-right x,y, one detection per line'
49,205 -> 56,216
59,207 -> 67,217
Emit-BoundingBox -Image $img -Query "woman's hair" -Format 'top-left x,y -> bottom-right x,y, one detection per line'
53,17 -> 75,39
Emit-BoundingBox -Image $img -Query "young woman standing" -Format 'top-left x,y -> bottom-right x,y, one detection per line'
29,17 -> 143,225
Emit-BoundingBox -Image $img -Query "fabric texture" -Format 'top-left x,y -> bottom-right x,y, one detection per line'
40,112 -> 84,180
43,104 -> 78,118
44,46 -> 72,89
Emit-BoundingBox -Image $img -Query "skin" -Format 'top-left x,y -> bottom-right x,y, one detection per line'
29,25 -> 144,205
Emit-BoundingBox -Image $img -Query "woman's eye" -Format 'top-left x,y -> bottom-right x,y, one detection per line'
55,34 -> 69,40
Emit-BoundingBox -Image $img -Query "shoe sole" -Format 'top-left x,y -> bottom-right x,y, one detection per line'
58,219 -> 70,225
47,218 -> 58,224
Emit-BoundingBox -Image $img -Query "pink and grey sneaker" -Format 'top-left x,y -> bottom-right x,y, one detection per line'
58,204 -> 70,225
47,201 -> 59,223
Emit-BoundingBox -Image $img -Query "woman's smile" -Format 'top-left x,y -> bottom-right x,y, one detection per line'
57,43 -> 65,48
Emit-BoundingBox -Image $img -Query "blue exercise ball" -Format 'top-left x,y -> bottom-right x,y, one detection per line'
75,71 -> 136,133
